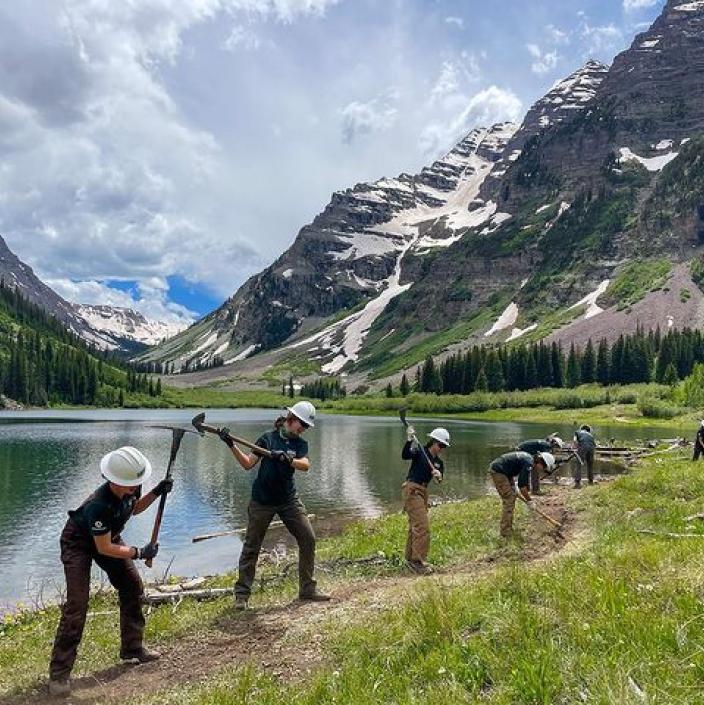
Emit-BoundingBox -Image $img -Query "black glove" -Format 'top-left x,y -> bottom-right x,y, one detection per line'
271,450 -> 294,466
134,542 -> 159,560
218,426 -> 234,448
152,478 -> 173,497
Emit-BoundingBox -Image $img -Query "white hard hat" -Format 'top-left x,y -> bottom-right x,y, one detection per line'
100,446 -> 152,486
538,452 -> 555,471
428,428 -> 451,447
287,400 -> 316,428
700,419 -> 704,428
550,436 -> 564,449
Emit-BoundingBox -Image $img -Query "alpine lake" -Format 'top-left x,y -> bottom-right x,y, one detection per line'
0,408 -> 675,609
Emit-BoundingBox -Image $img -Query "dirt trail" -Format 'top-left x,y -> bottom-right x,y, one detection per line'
3,489 -> 585,705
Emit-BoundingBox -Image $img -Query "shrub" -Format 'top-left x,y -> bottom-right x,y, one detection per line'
637,395 -> 682,419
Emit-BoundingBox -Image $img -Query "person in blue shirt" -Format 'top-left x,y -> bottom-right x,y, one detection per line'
573,424 -> 596,488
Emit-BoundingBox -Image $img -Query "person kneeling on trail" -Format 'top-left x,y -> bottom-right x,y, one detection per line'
488,451 -> 554,538
516,435 -> 564,493
401,426 -> 449,575
219,401 -> 330,610
48,447 -> 171,697
573,424 -> 596,488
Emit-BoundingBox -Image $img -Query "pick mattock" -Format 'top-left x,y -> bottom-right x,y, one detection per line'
516,492 -> 564,535
145,425 -> 199,567
399,408 -> 443,485
191,412 -> 273,457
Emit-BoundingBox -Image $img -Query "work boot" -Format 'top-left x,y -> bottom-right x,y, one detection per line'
234,595 -> 249,611
120,646 -> 161,664
299,589 -> 331,602
48,678 -> 71,697
573,482 -> 582,490
406,560 -> 433,575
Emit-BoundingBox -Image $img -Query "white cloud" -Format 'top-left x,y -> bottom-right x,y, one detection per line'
580,21 -> 624,55
623,0 -> 658,11
222,25 -> 263,51
527,44 -> 559,75
419,86 -> 522,157
340,93 -> 398,144
46,278 -> 197,326
0,0 -> 340,321
445,16 -> 464,29
546,24 -> 570,45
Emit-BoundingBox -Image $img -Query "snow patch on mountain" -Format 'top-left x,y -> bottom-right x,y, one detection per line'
569,280 -> 610,319
74,304 -> 187,347
619,147 -> 679,172
485,302 -> 519,337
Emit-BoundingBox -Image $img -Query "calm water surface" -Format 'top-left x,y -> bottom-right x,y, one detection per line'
0,409 -> 673,607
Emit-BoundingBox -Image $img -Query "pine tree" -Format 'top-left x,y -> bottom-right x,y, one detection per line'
596,338 -> 610,385
385,382 -> 393,398
288,375 -> 295,398
474,366 -> 488,392
485,351 -> 505,392
551,342 -> 564,388
662,362 -> 678,386
581,339 -> 596,383
399,374 -> 410,396
565,344 -> 581,388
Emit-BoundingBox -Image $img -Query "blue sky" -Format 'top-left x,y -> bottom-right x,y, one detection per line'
0,0 -> 666,322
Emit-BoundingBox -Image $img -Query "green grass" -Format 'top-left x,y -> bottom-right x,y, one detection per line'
7,450 -> 704,703
605,258 -> 672,310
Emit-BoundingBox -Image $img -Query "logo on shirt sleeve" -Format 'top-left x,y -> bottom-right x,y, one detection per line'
94,520 -> 104,529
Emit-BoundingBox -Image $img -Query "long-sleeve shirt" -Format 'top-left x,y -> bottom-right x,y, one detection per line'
402,441 -> 444,486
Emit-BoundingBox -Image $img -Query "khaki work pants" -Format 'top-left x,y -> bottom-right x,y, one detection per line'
490,471 -> 517,537
402,481 -> 430,562
235,497 -> 317,599
49,520 -> 145,681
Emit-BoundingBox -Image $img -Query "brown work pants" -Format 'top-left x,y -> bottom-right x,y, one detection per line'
235,497 -> 316,599
402,481 -> 430,562
49,520 -> 145,681
490,471 -> 517,537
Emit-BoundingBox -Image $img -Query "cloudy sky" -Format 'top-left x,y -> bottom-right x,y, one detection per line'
0,0 -> 666,326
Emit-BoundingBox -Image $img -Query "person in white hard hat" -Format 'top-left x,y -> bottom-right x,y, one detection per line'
488,450 -> 554,538
48,447 -> 172,697
218,400 -> 330,609
400,426 -> 449,575
693,420 -> 704,461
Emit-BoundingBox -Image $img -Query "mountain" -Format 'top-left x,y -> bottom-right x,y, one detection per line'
74,304 -> 185,348
145,0 -> 704,387
0,236 -> 182,353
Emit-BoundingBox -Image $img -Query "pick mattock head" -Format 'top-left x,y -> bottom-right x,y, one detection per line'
191,412 -> 207,434
148,424 -> 201,436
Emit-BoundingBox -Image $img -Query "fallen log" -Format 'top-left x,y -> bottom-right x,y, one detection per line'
637,529 -> 704,539
143,587 -> 234,605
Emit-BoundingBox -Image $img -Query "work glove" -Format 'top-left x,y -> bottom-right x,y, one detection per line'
152,478 -> 173,497
271,450 -> 295,466
406,425 -> 416,443
134,542 -> 159,560
218,426 -> 235,448
431,468 -> 442,483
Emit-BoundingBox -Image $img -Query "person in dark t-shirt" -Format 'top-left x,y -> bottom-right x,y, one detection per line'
219,401 -> 329,609
401,426 -> 449,575
516,435 -> 564,493
48,446 -> 172,697
693,421 -> 704,460
488,450 -> 554,537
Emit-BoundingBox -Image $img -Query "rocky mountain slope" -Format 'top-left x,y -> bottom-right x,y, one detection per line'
0,236 -> 182,353
145,0 -> 704,386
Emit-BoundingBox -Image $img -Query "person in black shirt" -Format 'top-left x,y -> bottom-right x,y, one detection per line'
48,446 -> 172,697
693,421 -> 704,460
573,424 -> 596,487
488,451 -> 554,537
516,435 -> 563,493
401,426 -> 449,575
220,401 -> 329,609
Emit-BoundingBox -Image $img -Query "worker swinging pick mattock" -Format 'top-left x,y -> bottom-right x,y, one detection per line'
215,400 -> 330,609
488,450 -> 555,538
48,447 -> 172,697
692,420 -> 704,461
401,419 -> 450,575
516,434 -> 564,494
